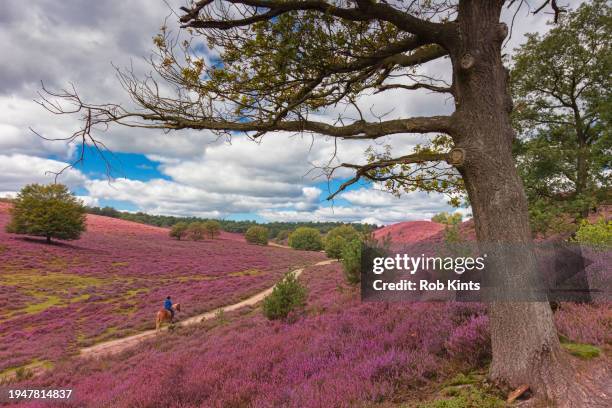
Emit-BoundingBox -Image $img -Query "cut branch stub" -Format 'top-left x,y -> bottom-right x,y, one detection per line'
460,54 -> 475,70
497,23 -> 509,41
446,148 -> 466,166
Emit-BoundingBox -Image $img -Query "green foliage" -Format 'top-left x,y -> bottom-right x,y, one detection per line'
341,239 -> 362,284
6,184 -> 86,243
431,212 -> 463,225
511,0 -> 612,234
187,222 -> 206,241
324,225 -> 360,259
364,136 -> 466,207
262,272 -> 307,320
203,220 -> 221,239
417,383 -> 504,408
275,229 -> 291,242
85,206 -> 377,237
245,226 -> 269,245
572,218 -> 611,249
288,227 -> 323,251
561,342 -> 601,360
169,221 -> 189,240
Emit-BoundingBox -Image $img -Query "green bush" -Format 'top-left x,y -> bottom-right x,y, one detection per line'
204,220 -> 221,239
6,183 -> 86,244
187,221 -> 206,241
572,218 -> 611,249
341,239 -> 362,284
431,211 -> 463,225
324,225 -> 360,259
169,221 -> 189,240
245,226 -> 269,245
262,272 -> 307,320
288,227 -> 323,251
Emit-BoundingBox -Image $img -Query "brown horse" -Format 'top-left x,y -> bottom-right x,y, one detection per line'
155,303 -> 181,331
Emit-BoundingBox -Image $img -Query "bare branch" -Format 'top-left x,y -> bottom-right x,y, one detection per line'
326,151 -> 450,199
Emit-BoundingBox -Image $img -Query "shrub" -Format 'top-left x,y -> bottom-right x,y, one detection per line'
169,221 -> 189,240
6,183 -> 86,243
204,220 -> 221,239
431,211 -> 463,225
275,229 -> 291,242
324,225 -> 360,259
245,226 -> 269,245
288,227 -> 323,251
341,239 -> 362,284
187,222 -> 206,241
262,272 -> 307,320
572,218 -> 611,249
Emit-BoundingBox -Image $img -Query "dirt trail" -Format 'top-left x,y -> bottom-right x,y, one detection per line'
80,259 -> 336,359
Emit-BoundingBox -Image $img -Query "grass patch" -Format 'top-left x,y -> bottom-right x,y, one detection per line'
417,384 -> 505,408
22,295 -> 62,314
443,372 -> 482,387
561,342 -> 601,360
0,270 -> 105,289
229,269 -> 264,277
0,359 -> 53,383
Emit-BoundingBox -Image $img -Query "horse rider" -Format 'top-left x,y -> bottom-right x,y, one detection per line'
164,296 -> 174,322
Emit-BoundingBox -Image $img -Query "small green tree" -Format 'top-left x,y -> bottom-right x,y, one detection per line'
169,221 -> 189,240
572,218 -> 611,249
6,183 -> 86,244
262,271 -> 307,320
245,225 -> 269,245
288,227 -> 323,251
187,221 -> 206,241
431,211 -> 463,225
324,225 -> 360,259
204,220 -> 221,239
341,239 -> 362,284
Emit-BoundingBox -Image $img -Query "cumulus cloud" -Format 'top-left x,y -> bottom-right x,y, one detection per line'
260,187 -> 464,225
0,154 -> 86,192
84,177 -> 322,218
0,1 -> 575,221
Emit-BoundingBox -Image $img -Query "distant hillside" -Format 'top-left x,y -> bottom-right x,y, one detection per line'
372,220 -> 446,244
86,205 -> 378,237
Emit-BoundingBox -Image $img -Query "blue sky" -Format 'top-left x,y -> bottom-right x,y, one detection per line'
0,0 -> 559,224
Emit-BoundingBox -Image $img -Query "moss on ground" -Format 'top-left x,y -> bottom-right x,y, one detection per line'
561,342 -> 601,360
401,372 -> 506,408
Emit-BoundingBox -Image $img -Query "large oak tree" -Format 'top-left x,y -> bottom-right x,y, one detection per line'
39,0 -> 607,405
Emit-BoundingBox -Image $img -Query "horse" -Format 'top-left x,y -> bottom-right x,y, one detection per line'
155,303 -> 181,331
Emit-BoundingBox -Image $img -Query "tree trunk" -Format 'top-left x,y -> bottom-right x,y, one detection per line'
46,235 -> 51,244
448,1 -> 571,402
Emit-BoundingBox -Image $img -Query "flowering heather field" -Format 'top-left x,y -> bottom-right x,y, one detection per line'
373,220 -> 446,244
11,260 -> 610,408
0,202 -> 324,373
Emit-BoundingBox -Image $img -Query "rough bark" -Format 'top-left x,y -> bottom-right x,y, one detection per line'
446,1 -> 578,403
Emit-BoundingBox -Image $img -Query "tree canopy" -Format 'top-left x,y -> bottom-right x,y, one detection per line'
6,184 -> 86,243
511,0 -> 611,233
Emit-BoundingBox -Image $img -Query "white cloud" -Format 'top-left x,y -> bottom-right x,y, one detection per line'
0,1 -> 583,222
260,187 -> 459,225
84,177 -> 322,218
0,154 -> 86,191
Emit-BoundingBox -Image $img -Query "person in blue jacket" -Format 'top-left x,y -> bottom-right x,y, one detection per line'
164,296 -> 174,322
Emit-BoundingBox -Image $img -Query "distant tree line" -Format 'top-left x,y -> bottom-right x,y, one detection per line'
85,205 -> 378,237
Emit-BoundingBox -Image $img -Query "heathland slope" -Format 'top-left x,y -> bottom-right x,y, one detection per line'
0,202 -> 324,373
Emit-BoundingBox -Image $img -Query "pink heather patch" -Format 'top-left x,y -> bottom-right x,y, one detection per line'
373,221 -> 445,244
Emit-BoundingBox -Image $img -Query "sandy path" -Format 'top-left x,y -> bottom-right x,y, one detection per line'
80,259 -> 336,359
